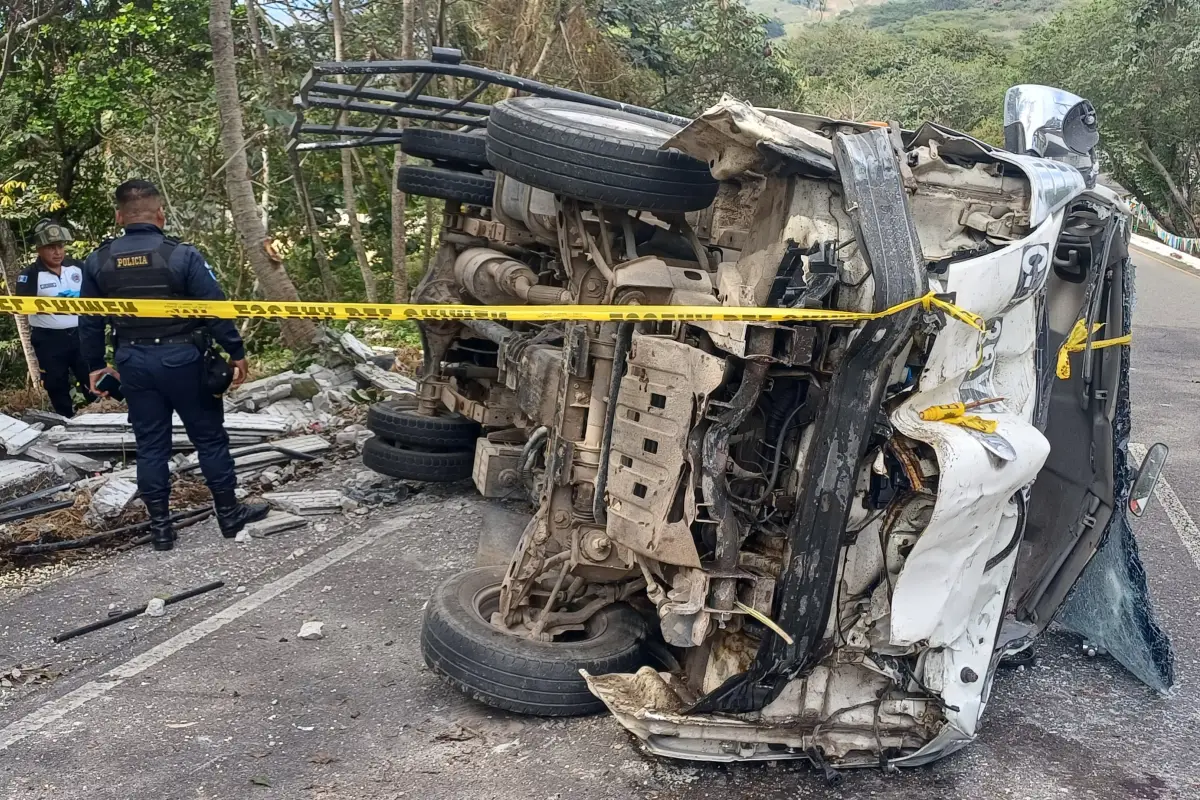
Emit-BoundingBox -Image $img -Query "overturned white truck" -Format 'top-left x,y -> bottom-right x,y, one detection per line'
293,56 -> 1173,770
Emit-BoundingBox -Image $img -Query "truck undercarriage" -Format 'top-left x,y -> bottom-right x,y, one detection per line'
292,56 -> 1174,770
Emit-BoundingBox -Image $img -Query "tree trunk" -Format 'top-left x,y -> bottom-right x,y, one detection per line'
289,148 -> 339,298
1141,139 -> 1199,236
391,0 -> 416,303
244,0 -> 338,299
209,0 -> 314,347
0,220 -> 40,386
332,0 -> 379,302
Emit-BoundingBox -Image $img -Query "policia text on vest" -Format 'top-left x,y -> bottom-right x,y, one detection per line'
76,181 -> 267,555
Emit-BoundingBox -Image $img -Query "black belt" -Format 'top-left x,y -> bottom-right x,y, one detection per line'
123,334 -> 197,347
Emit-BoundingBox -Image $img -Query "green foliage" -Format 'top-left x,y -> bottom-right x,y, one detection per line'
784,22 -> 1015,141
844,0 -> 1061,40
1022,0 -> 1200,234
596,0 -> 802,114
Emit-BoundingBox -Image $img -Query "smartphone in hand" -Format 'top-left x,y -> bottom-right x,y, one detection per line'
96,373 -> 124,402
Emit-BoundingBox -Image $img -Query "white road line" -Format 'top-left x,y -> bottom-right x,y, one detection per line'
1130,443 -> 1200,571
0,518 -> 409,752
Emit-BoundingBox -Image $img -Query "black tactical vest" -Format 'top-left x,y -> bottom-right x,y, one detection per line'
94,237 -> 200,341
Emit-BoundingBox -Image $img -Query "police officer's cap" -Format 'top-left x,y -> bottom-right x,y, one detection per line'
32,219 -> 73,247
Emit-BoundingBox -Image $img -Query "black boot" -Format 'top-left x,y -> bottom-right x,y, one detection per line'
147,499 -> 176,552
213,489 -> 270,539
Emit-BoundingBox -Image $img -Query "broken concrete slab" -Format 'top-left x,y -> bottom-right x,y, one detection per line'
56,432 -> 264,453
262,490 -> 354,516
172,435 -> 333,476
24,441 -> 108,474
20,410 -> 71,429
245,511 -> 307,538
225,371 -> 321,411
311,389 -> 350,415
84,477 -> 139,526
0,460 -> 55,502
338,331 -> 377,363
0,413 -> 42,456
65,412 -> 291,437
353,363 -> 418,399
259,398 -> 319,431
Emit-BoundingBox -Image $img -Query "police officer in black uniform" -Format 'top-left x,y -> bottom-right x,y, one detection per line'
14,220 -> 96,417
80,180 -> 268,551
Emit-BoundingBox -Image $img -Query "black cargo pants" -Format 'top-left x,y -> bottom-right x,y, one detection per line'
30,326 -> 96,417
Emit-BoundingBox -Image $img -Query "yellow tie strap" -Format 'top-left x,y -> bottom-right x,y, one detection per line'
918,400 -> 1001,434
1056,319 -> 1132,380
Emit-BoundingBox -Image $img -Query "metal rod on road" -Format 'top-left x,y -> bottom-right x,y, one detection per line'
51,581 -> 226,644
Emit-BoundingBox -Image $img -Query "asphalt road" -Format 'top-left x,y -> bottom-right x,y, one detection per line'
2,249 -> 1200,800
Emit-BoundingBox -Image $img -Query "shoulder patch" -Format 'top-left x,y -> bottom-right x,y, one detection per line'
17,274 -> 27,283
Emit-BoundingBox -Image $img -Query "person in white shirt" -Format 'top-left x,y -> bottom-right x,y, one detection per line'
14,219 -> 97,417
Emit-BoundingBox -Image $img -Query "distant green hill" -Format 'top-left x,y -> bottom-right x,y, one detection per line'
747,0 -> 1064,40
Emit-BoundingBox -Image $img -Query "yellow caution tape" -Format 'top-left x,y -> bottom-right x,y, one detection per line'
918,402 -> 999,434
1056,318 -> 1132,380
0,291 -> 986,328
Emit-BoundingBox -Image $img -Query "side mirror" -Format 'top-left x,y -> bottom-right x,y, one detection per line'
1003,84 -> 1100,186
1130,442 -> 1169,517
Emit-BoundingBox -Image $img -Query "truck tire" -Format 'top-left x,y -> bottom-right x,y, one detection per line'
362,436 -> 474,482
396,165 -> 495,207
422,566 -> 652,716
486,97 -> 717,213
367,401 -> 480,449
404,128 -> 489,169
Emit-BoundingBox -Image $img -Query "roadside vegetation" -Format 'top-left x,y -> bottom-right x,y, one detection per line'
0,0 -> 1195,395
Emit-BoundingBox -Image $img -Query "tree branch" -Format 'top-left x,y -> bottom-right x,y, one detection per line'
1141,138 -> 1199,236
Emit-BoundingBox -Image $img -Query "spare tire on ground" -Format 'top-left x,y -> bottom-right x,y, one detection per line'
366,401 -> 480,449
485,97 -> 717,213
396,165 -> 495,207
362,436 -> 474,482
422,566 -> 654,716
403,128 -> 489,169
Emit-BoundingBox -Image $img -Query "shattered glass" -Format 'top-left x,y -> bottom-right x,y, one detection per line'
1055,257 -> 1175,694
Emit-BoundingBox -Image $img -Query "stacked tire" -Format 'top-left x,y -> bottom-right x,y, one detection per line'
362,398 -> 479,482
398,128 -> 495,207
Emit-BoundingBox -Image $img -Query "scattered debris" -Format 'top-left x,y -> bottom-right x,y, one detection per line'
245,512 -> 307,538
1,327 -> 391,567
0,413 -> 42,456
234,529 -> 252,544
54,431 -> 262,453
262,490 -> 354,516
352,362 -> 418,399
24,441 -> 108,474
20,410 -> 71,428
84,477 -> 140,526
52,580 -> 225,643
297,621 -> 325,640
435,723 -> 480,743
0,461 -> 55,501
0,664 -> 59,689
338,331 -> 377,363
335,425 -> 373,450
65,412 -> 291,438
145,598 -> 166,617
174,436 -> 331,477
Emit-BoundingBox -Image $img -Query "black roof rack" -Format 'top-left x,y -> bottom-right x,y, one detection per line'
289,48 -> 688,152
